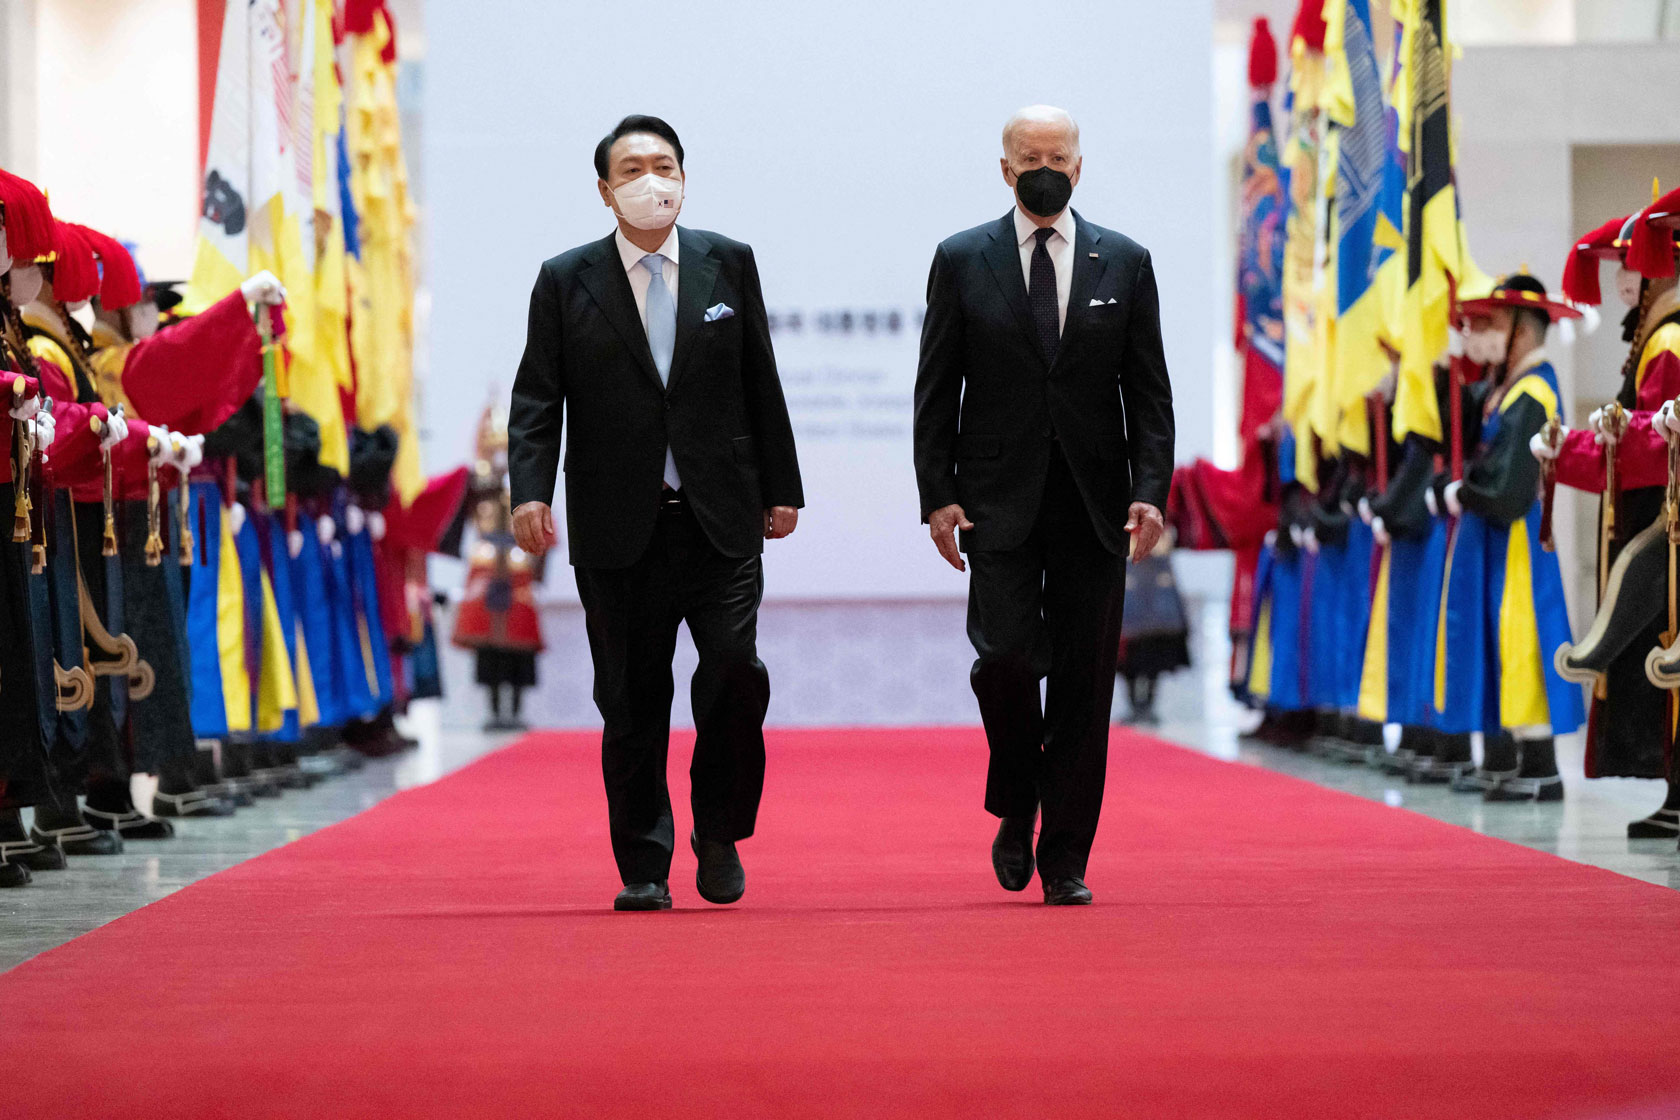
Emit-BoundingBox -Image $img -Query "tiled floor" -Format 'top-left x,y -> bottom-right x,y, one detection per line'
2,596 -> 1675,973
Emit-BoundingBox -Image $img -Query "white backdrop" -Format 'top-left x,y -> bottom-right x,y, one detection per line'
424,0 -> 1215,600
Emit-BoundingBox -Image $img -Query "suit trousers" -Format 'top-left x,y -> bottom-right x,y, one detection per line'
966,445 -> 1127,880
574,497 -> 770,884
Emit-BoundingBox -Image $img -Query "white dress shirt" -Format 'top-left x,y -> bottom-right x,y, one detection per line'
1013,204 -> 1076,335
615,225 -> 680,329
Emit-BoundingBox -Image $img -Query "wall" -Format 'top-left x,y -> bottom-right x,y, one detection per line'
19,0 -> 199,279
423,0 -> 1217,602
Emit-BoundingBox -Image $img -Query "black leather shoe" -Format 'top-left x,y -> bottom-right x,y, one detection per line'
0,860 -> 30,888
613,881 -> 672,911
991,811 -> 1037,892
691,832 -> 745,905
1043,876 -> 1093,906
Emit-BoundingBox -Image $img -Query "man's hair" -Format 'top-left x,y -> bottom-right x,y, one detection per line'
593,115 -> 685,180
1001,105 -> 1080,157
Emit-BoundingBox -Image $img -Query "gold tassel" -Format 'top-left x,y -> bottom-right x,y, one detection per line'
178,483 -> 194,567
11,477 -> 29,543
144,441 -> 163,567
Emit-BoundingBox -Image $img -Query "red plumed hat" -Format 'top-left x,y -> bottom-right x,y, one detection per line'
343,0 -> 380,33
70,225 -> 143,310
1561,215 -> 1632,306
1627,186 -> 1680,281
1250,18 -> 1279,89
0,169 -> 56,263
48,221 -> 100,304
1291,0 -> 1328,53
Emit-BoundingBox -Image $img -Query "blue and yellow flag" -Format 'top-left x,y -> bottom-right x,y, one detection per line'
1324,0 -> 1401,454
1392,0 -> 1461,444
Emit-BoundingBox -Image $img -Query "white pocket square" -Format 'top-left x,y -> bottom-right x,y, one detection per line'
1107,297 -> 1118,304
1088,298 -> 1104,307
704,303 -> 735,322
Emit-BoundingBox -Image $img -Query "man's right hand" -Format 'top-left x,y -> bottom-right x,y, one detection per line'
512,501 -> 559,555
928,503 -> 973,573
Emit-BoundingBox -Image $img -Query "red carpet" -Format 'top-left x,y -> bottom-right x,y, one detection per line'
5,728 -> 1680,1119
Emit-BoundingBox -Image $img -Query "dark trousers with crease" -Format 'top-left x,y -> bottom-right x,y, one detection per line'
574,497 -> 770,885
966,446 -> 1126,881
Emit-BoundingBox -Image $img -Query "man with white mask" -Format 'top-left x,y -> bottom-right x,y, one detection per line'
507,114 -> 803,911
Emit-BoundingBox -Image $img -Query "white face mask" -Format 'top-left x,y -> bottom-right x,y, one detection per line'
612,172 -> 683,230
1466,327 -> 1508,367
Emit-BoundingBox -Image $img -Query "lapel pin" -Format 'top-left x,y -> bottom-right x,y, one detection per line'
1089,252 -> 1099,258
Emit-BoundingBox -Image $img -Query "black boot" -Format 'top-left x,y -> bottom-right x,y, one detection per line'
30,794 -> 123,856
1411,732 -> 1473,783
1484,736 -> 1563,802
1453,732 -> 1520,793
1630,780 -> 1680,839
483,684 -> 505,732
83,778 -> 175,839
0,807 -> 65,871
153,756 -> 237,818
1379,725 -> 1426,775
508,687 -> 528,732
1127,675 -> 1158,726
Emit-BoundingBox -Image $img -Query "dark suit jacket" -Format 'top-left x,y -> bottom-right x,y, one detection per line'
508,226 -> 803,569
913,210 -> 1175,555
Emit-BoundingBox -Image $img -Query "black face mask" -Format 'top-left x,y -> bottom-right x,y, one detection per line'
1013,166 -> 1073,218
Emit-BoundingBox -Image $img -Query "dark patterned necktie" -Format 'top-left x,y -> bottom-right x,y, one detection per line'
1029,226 -> 1059,361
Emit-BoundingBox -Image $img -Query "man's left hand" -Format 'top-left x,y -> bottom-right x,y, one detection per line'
764,506 -> 798,540
1125,502 -> 1164,563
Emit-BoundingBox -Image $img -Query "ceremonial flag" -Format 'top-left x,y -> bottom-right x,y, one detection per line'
1392,0 -> 1460,443
1324,0 -> 1400,455
1236,17 -> 1287,450
1280,0 -> 1329,489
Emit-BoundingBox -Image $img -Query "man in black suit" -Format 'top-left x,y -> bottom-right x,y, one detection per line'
508,114 -> 803,912
913,105 -> 1175,905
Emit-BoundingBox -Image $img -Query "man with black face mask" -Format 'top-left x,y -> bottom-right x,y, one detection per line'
913,105 -> 1175,905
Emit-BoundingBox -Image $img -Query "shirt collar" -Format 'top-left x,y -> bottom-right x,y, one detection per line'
615,225 -> 680,273
1013,205 -> 1076,248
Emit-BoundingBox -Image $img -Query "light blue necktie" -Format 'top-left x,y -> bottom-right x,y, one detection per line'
639,252 -> 682,490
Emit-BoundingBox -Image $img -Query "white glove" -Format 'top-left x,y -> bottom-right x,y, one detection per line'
288,529 -> 304,559
9,390 -> 39,421
1444,479 -> 1464,518
1288,525 -> 1305,549
317,514 -> 337,546
98,412 -> 128,452
1372,516 -> 1390,548
1263,529 -> 1278,549
227,502 -> 246,536
148,427 -> 173,468
178,433 -> 205,471
34,411 -> 55,452
346,504 -> 366,535
1589,406 -> 1621,447
1303,527 -> 1320,554
1660,400 -> 1680,439
1425,486 -> 1439,518
1446,328 -> 1465,358
1530,428 -> 1564,461
1357,496 -> 1374,525
368,510 -> 387,542
240,270 -> 287,307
